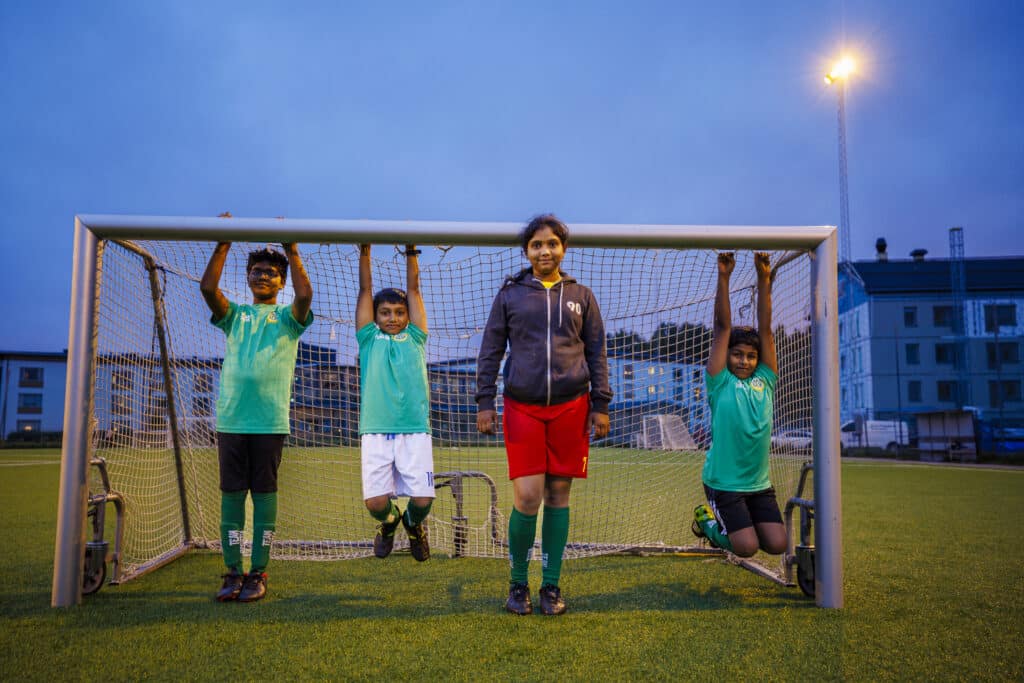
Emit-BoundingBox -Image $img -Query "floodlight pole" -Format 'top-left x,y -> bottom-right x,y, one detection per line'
52,217 -> 100,607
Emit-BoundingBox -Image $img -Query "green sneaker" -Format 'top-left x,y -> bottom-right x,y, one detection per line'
402,512 -> 430,562
373,513 -> 402,559
693,504 -> 726,549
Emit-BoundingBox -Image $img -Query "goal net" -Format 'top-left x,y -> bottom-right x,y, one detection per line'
85,238 -> 815,585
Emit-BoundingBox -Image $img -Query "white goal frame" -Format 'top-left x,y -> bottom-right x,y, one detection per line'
54,214 -> 842,608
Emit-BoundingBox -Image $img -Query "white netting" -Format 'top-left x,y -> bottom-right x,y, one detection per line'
89,240 -> 813,581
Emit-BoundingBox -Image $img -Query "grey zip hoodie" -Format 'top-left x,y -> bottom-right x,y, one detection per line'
475,268 -> 612,413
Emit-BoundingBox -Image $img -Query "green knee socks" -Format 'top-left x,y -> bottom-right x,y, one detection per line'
219,490 -> 247,573
405,499 -> 433,526
508,508 -> 537,584
250,491 -> 278,573
369,499 -> 402,526
541,506 -> 570,587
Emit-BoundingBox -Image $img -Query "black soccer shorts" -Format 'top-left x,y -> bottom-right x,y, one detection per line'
217,432 -> 286,493
703,484 -> 783,535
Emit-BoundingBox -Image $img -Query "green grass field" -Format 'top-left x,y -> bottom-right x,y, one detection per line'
1,449 -> 1022,681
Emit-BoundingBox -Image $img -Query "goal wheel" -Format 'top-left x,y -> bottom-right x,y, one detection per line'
797,564 -> 814,597
795,545 -> 815,598
82,546 -> 106,595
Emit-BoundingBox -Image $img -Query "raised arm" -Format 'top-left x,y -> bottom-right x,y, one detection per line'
405,244 -> 427,334
754,252 -> 778,374
706,252 -> 735,376
200,242 -> 231,321
356,244 -> 374,329
283,243 -> 313,324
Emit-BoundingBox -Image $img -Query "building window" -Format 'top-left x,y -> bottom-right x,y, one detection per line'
989,380 -> 1022,408
932,305 -> 954,328
984,304 -> 1017,332
111,369 -> 133,392
903,307 -> 918,328
192,396 -> 213,417
623,364 -> 634,380
647,385 -> 657,395
840,354 -> 846,372
16,419 -> 41,432
986,342 -> 1020,369
937,380 -> 962,403
908,381 -> 922,403
905,344 -> 920,365
935,343 -> 959,366
17,393 -> 43,414
19,367 -> 43,387
194,372 -> 215,394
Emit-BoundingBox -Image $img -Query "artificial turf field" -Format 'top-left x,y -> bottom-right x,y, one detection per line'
1,449 -> 1021,681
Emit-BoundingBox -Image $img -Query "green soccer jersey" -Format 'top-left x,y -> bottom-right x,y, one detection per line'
213,302 -> 313,434
357,322 -> 430,435
702,363 -> 777,492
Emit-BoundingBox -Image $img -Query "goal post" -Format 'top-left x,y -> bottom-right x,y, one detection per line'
54,214 -> 841,608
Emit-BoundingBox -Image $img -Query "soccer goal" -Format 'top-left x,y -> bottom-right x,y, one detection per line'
636,415 -> 698,450
54,215 -> 841,608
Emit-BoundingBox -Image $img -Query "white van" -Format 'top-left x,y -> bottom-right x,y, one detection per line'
840,420 -> 910,452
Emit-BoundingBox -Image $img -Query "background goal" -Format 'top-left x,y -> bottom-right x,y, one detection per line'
54,216 -> 841,608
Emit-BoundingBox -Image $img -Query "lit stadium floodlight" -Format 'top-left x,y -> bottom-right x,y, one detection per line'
824,57 -> 855,84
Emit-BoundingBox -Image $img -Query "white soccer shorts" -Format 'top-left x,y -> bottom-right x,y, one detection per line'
360,433 -> 436,499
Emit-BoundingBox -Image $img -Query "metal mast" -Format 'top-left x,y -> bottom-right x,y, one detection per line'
836,83 -> 852,266
949,226 -> 970,407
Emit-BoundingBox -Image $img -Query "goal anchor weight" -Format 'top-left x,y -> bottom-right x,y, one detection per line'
784,461 -> 816,598
83,457 -> 125,595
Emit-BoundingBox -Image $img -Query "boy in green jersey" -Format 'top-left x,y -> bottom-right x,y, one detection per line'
693,252 -> 787,558
201,242 -> 314,602
356,244 -> 433,562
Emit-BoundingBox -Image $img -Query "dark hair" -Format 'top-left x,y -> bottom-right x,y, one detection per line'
519,213 -> 569,253
729,326 -> 761,354
247,248 -> 289,281
373,288 -> 408,315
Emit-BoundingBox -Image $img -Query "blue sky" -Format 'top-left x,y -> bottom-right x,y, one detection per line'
2,1 -> 1021,351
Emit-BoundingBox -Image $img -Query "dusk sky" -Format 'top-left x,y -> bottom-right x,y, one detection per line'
2,1 -> 1021,352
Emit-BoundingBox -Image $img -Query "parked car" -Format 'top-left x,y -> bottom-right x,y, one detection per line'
771,428 -> 813,451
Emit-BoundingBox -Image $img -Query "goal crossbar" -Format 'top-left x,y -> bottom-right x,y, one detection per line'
54,214 -> 842,609
78,213 -> 835,250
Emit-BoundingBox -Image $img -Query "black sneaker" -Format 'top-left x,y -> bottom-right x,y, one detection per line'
237,572 -> 268,602
216,569 -> 244,602
402,513 -> 430,562
538,583 -> 566,616
374,513 -> 402,559
506,582 -> 533,615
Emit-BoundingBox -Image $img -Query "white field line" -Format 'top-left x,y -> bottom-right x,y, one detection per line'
0,459 -> 61,467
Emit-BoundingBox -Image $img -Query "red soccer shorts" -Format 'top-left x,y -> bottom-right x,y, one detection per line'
502,393 -> 591,480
